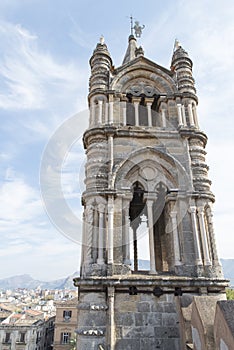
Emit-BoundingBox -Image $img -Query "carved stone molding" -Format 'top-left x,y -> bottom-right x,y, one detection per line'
76,328 -> 105,336
77,302 -> 108,311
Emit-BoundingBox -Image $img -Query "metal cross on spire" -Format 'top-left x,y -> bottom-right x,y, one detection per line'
128,15 -> 145,38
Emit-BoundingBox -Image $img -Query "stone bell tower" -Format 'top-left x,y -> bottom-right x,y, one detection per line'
74,35 -> 228,350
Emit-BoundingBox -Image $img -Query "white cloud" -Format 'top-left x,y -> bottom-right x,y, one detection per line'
0,174 -> 42,222
0,20 -> 86,111
69,15 -> 95,50
0,171 -> 80,279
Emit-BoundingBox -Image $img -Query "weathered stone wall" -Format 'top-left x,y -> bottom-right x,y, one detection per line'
214,300 -> 234,350
114,292 -> 180,350
76,291 -> 108,350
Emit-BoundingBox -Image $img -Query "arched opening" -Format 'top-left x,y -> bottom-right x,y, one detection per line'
128,181 -> 169,273
153,183 -> 168,272
139,99 -> 148,126
126,97 -> 135,126
129,182 -> 146,271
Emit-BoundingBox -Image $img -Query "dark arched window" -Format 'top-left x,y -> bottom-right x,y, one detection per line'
129,182 -> 146,271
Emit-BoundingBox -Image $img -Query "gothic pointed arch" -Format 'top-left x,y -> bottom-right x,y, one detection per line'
113,146 -> 190,192
111,57 -> 177,95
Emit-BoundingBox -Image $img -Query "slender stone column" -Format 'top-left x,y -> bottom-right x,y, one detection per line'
80,212 -> 86,267
85,205 -> 94,264
192,104 -> 199,128
161,109 -> 166,128
90,102 -> 95,126
197,207 -> 211,265
123,206 -> 131,264
108,134 -> 114,173
121,101 -> 127,125
147,200 -> 157,274
188,103 -> 195,127
181,105 -> 187,125
97,203 -> 105,264
133,227 -> 138,271
98,100 -> 103,124
92,207 -> 99,262
170,211 -> 182,266
144,99 -> 153,127
109,101 -> 114,124
107,196 -> 114,264
146,103 -> 152,127
108,287 -> 115,350
177,104 -> 183,127
133,100 -> 140,126
190,206 -> 203,265
206,206 -> 220,264
105,102 -> 109,124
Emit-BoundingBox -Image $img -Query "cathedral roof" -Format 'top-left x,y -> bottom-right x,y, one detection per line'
118,34 -> 173,78
115,54 -> 173,77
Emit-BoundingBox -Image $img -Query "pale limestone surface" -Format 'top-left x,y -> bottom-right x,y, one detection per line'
74,35 -> 228,350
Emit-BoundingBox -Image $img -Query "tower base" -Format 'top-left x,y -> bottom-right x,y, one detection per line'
74,274 -> 228,350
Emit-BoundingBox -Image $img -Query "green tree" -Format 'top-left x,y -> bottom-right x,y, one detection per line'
226,288 -> 234,300
69,335 -> 76,350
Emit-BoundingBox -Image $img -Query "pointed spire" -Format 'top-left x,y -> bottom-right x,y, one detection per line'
122,35 -> 144,65
171,39 -> 196,95
89,37 -> 113,93
122,35 -> 137,64
171,39 -> 190,62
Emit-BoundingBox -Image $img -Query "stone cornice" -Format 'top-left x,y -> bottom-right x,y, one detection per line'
179,129 -> 208,145
83,125 -> 183,148
74,275 -> 229,289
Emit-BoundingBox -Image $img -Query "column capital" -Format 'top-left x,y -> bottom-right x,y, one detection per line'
145,193 -> 155,202
108,94 -> 114,102
98,203 -> 106,213
123,206 -> 130,216
189,206 -> 197,214
108,286 -> 115,298
86,204 -> 94,212
146,199 -> 154,207
145,97 -> 154,105
170,211 -> 177,219
197,206 -> 205,215
132,97 -> 141,104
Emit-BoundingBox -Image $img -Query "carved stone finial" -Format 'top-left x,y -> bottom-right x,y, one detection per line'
174,38 -> 181,51
100,35 -> 105,45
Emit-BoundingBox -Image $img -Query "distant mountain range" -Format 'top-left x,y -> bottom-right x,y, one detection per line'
0,259 -> 233,290
0,272 -> 79,290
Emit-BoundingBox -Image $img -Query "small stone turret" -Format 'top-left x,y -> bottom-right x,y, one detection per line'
171,40 -> 196,95
89,37 -> 112,94
88,37 -> 113,128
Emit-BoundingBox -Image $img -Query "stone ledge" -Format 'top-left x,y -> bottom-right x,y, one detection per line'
74,275 -> 228,290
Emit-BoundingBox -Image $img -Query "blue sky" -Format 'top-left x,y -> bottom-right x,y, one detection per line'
0,0 -> 234,281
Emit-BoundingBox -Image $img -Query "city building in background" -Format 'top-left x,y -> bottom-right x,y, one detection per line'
53,298 -> 77,350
